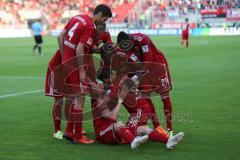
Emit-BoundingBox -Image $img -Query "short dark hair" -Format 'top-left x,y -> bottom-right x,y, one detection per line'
117,31 -> 131,44
94,4 -> 112,18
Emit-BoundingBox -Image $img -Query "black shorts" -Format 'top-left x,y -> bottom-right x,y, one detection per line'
34,35 -> 43,44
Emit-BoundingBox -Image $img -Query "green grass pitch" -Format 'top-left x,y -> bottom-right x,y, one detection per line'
0,35 -> 240,160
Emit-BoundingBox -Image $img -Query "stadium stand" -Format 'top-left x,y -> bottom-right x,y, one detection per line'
0,0 -> 239,30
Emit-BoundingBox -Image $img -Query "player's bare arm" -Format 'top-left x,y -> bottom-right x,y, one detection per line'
57,29 -> 67,56
101,85 -> 129,120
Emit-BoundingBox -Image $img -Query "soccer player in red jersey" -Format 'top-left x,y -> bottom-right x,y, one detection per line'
57,4 -> 112,144
116,31 -> 174,136
95,71 -> 184,149
181,18 -> 190,48
45,49 -> 74,139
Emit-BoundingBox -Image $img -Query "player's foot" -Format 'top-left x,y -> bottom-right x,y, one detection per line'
81,128 -> 86,135
166,128 -> 173,137
155,126 -> 169,138
166,132 -> 184,149
53,130 -> 63,140
63,132 -> 74,141
131,135 -> 149,150
73,135 -> 95,144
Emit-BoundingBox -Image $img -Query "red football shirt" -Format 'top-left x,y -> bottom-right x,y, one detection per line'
62,15 -> 96,62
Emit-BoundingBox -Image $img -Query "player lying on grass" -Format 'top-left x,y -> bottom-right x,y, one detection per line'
92,84 -> 149,149
116,32 -> 174,136
95,70 -> 184,149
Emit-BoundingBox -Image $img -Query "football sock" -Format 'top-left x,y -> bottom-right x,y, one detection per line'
149,130 -> 168,143
146,98 -> 160,128
38,46 -> 42,54
65,102 -> 74,134
52,103 -> 62,133
118,127 -> 135,143
162,96 -> 172,130
73,108 -> 83,140
33,45 -> 38,52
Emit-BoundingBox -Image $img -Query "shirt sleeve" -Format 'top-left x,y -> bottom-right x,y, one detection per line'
140,36 -> 154,62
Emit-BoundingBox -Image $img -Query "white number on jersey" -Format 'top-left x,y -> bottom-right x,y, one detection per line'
68,22 -> 79,41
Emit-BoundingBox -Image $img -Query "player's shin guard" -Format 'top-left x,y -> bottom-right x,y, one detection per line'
73,108 -> 83,140
149,130 -> 169,143
162,96 -> 173,130
118,127 -> 135,143
146,98 -> 160,128
52,104 -> 62,133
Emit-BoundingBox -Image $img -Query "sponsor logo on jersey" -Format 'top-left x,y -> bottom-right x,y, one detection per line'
142,45 -> 149,53
133,36 -> 143,42
130,54 -> 137,62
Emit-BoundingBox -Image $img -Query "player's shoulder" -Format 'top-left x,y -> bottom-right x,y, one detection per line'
70,15 -> 95,27
131,33 -> 148,42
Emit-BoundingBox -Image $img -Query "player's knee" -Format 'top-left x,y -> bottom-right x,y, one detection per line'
137,125 -> 152,135
74,96 -> 85,109
54,97 -> 63,106
114,121 -> 125,132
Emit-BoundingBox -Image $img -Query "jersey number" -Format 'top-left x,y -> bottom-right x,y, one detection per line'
68,23 -> 79,41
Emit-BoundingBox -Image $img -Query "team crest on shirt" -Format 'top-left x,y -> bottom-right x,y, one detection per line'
130,54 -> 137,62
142,45 -> 149,53
87,37 -> 93,45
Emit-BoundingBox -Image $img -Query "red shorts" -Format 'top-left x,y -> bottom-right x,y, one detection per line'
182,31 -> 189,40
139,57 -> 172,95
126,99 -> 152,127
45,50 -> 63,97
95,122 -> 122,144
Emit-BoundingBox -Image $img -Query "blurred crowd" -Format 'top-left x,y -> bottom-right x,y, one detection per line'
0,0 -> 239,29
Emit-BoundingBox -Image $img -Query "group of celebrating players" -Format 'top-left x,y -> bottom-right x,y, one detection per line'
45,4 -> 184,150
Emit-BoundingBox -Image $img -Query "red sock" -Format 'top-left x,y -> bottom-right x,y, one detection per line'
65,103 -> 74,134
149,130 -> 168,143
146,98 -> 160,128
186,40 -> 189,48
52,103 -> 62,133
73,108 -> 83,140
118,127 -> 135,143
162,96 -> 172,130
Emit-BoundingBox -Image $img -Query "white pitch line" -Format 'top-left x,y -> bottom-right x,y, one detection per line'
0,76 -> 44,80
0,89 -> 44,99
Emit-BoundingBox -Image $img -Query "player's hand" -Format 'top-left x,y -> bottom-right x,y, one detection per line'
118,84 -> 129,102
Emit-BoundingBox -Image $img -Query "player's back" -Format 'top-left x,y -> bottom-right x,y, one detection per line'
62,15 -> 96,61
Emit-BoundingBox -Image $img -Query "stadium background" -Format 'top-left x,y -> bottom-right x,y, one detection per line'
0,0 -> 240,160
1,0 -> 240,37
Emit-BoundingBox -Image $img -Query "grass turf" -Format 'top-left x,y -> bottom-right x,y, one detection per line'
0,35 -> 240,160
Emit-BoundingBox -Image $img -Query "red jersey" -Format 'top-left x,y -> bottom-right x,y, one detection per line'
96,31 -> 112,46
182,22 -> 190,33
62,15 -> 96,62
129,33 -> 166,63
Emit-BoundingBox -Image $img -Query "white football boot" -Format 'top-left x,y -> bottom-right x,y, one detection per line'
166,132 -> 184,149
131,135 -> 149,149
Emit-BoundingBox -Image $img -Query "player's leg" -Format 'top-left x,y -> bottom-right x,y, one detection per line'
186,36 -> 189,48
137,125 -> 184,149
63,97 -> 74,141
114,121 -> 148,149
38,44 -> 42,56
32,36 -> 38,53
73,95 -> 94,144
52,96 -> 63,139
145,98 -> 161,128
161,93 -> 173,135
137,125 -> 169,143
